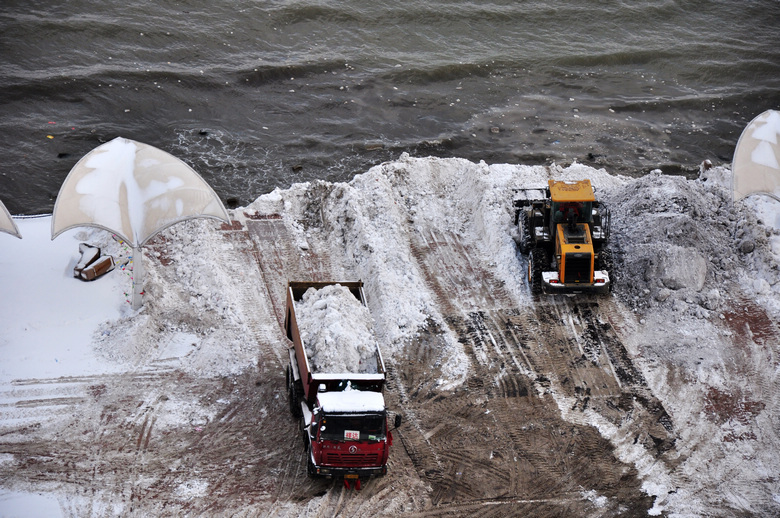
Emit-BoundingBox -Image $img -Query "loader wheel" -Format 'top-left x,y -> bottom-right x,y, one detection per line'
528,248 -> 548,294
518,211 -> 532,254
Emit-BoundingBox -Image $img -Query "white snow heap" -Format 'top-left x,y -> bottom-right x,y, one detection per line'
295,284 -> 379,374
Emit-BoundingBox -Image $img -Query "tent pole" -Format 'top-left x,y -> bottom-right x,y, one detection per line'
132,246 -> 145,310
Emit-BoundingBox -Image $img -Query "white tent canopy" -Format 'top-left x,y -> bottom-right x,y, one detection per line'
51,137 -> 229,308
732,109 -> 780,202
52,137 -> 229,246
0,199 -> 22,239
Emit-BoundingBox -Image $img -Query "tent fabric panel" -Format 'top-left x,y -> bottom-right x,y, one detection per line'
733,110 -> 780,202
0,199 -> 22,239
52,137 -> 229,246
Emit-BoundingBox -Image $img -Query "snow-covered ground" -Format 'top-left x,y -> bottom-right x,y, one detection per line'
0,217 -> 130,386
1,155 -> 779,516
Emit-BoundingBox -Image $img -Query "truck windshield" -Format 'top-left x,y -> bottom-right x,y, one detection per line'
318,413 -> 386,442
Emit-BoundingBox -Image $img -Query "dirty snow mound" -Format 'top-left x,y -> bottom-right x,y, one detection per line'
605,167 -> 780,320
296,284 -> 379,374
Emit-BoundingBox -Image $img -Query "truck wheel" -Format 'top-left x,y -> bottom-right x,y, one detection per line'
300,417 -> 309,452
307,456 -> 317,477
528,248 -> 548,294
518,211 -> 532,254
287,365 -> 302,418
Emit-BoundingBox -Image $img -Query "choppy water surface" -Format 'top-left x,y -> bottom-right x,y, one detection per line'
1,0 -> 778,213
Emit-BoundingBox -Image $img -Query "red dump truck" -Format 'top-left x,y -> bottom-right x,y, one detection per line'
284,281 -> 401,485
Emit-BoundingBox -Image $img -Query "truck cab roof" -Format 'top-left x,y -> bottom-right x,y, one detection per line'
317,390 -> 385,413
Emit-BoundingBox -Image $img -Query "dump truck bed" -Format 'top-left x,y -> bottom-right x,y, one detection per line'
284,281 -> 386,405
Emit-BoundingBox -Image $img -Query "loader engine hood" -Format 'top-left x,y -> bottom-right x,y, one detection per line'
556,223 -> 594,284
543,222 -> 609,293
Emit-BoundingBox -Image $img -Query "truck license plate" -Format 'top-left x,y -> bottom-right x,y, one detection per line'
345,474 -> 358,480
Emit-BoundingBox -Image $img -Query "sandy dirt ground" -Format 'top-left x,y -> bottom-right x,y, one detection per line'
1,156 -> 779,517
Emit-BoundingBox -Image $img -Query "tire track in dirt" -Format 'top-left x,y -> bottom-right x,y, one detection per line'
1,370 -> 188,512
397,226 -> 653,514
549,298 -> 675,453
0,374 -> 110,431
503,295 -> 676,460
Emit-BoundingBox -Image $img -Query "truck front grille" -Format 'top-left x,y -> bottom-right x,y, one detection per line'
322,451 -> 381,467
564,253 -> 592,284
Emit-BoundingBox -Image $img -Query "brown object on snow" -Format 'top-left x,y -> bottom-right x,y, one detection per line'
74,243 -> 115,281
73,243 -> 100,278
79,255 -> 115,281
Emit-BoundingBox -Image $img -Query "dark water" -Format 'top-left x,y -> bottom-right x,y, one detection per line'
1,0 -> 778,214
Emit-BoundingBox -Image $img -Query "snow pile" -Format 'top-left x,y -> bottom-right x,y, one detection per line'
605,166 -> 780,320
90,218 -> 268,377
248,166 -> 473,387
296,284 -> 379,374
596,165 -> 780,515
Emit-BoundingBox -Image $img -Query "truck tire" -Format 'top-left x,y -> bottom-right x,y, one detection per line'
528,248 -> 548,294
307,454 -> 318,477
518,211 -> 532,254
287,365 -> 302,418
300,416 -> 309,451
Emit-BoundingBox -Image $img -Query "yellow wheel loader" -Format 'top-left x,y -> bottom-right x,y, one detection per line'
514,179 -> 612,294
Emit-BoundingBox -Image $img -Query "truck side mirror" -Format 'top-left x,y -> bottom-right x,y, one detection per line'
394,414 -> 402,429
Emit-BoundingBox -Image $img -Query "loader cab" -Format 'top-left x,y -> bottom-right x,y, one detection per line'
552,201 -> 593,224
548,180 -> 596,238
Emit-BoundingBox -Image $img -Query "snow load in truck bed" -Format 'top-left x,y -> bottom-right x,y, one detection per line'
295,284 -> 379,374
